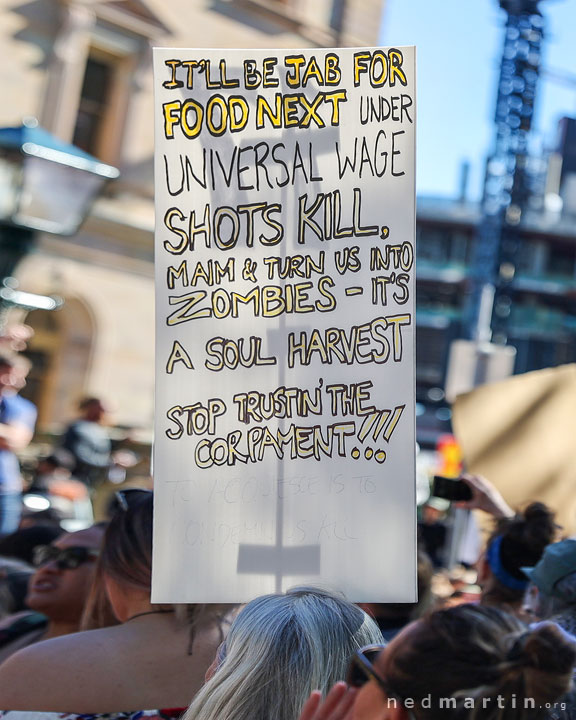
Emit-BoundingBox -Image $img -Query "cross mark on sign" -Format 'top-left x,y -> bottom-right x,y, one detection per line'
237,543 -> 321,576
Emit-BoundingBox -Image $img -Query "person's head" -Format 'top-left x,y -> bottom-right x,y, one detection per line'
522,539 -> 576,619
0,324 -> 34,352
0,557 -> 34,618
93,489 -> 210,629
98,489 -> 153,620
0,524 -> 62,565
19,506 -> 64,529
36,448 -> 76,476
481,502 -> 557,609
78,396 -> 107,423
0,353 -> 16,394
9,354 -> 32,391
422,498 -> 448,524
25,525 -> 105,625
348,604 -> 576,720
186,586 -> 383,720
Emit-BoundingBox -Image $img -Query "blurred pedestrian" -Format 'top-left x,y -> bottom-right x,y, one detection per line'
27,449 -> 76,494
0,524 -> 61,565
0,525 -> 62,621
454,475 -> 558,617
522,538 -> 576,634
0,491 -> 230,712
0,325 -> 33,354
0,353 -> 37,536
418,498 -> 449,568
523,539 -> 576,719
61,397 -> 112,487
300,604 -> 576,720
0,557 -> 33,619
479,502 -> 558,617
26,449 -> 93,527
0,524 -> 104,664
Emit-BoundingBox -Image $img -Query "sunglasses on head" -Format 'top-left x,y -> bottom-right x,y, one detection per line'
347,645 -> 392,695
33,544 -> 100,570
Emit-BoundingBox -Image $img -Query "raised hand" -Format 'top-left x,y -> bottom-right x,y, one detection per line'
298,682 -> 357,720
455,474 -> 514,518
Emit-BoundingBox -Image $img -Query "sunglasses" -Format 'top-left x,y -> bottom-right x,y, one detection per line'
33,544 -> 100,570
115,487 -> 153,512
347,645 -> 391,696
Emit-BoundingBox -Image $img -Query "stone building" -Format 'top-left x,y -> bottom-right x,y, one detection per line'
0,0 -> 385,433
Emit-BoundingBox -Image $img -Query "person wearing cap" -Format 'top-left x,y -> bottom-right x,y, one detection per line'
522,538 -> 576,637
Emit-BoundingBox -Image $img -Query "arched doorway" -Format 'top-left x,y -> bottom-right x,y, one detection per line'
22,297 -> 95,431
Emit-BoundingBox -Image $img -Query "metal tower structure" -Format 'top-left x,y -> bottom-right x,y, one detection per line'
465,0 -> 549,344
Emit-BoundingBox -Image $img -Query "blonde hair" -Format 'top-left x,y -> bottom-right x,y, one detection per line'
185,586 -> 383,720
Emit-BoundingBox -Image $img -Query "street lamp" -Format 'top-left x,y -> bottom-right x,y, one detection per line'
0,118 -> 119,290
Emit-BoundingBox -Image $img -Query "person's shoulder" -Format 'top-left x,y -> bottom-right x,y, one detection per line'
63,419 -> 85,434
0,627 -> 120,708
0,711 -> 176,720
7,625 -> 117,662
2,394 -> 36,424
65,420 -> 103,438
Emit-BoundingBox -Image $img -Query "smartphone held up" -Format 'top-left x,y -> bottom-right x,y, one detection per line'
431,475 -> 473,503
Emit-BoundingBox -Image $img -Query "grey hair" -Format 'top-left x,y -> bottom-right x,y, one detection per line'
184,586 -> 384,720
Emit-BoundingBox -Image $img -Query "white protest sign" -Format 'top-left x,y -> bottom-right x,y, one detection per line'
153,47 -> 416,602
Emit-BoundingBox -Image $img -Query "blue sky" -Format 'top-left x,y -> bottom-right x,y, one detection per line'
380,0 -> 576,201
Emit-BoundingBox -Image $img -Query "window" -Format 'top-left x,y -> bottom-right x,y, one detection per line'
73,57 -> 114,156
418,228 -> 451,264
515,239 -> 540,275
415,326 -> 451,385
546,244 -> 575,278
450,231 -> 471,264
41,1 -> 167,165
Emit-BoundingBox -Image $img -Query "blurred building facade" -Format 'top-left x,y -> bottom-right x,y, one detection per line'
0,0 -> 385,434
415,115 -> 576,444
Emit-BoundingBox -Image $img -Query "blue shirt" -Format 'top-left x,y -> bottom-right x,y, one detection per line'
0,394 -> 37,494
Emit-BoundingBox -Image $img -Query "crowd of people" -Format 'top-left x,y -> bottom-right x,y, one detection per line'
0,470 -> 572,719
0,331 -> 575,719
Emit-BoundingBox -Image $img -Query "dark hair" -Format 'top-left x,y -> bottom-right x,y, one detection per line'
80,559 -> 120,631
96,492 -> 228,636
484,502 -> 557,607
40,448 -> 76,471
78,396 -> 103,411
383,604 -> 576,720
0,558 -> 34,617
0,525 -> 62,565
80,494 -> 154,628
100,491 -> 153,590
